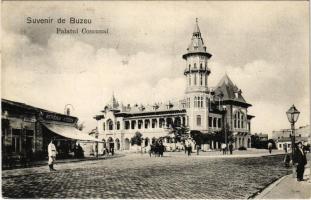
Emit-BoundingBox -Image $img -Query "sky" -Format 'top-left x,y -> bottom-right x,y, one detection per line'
2,1 -> 310,136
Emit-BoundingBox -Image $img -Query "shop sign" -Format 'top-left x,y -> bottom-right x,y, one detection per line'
42,112 -> 77,123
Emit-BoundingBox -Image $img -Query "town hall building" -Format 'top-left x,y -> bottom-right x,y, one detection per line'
95,20 -> 254,151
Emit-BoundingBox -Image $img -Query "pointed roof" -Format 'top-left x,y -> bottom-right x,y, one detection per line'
107,93 -> 119,110
182,18 -> 212,59
216,73 -> 237,89
214,74 -> 250,107
193,18 -> 201,34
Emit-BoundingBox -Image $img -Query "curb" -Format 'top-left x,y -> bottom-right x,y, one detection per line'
250,174 -> 289,199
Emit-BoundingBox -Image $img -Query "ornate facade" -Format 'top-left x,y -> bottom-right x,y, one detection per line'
95,20 -> 254,151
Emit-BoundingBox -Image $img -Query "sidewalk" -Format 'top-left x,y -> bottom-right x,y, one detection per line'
254,167 -> 311,199
166,149 -> 285,158
2,154 -> 123,176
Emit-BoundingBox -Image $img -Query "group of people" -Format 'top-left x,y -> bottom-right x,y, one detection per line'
149,141 -> 165,157
221,142 -> 234,155
93,144 -> 115,158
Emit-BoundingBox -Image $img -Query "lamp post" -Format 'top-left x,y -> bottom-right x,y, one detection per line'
223,106 -> 227,153
286,105 -> 300,178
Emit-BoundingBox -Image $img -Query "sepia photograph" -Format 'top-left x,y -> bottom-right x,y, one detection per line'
1,1 -> 310,199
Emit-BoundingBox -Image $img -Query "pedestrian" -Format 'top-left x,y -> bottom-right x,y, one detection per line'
159,143 -> 164,157
268,142 -> 273,154
187,143 -> 192,156
221,143 -> 227,155
293,142 -> 307,181
48,138 -> 57,171
149,144 -> 154,157
196,145 -> 200,155
283,151 -> 291,168
229,142 -> 233,155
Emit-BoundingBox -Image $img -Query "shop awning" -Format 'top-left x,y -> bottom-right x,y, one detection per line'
43,123 -> 101,142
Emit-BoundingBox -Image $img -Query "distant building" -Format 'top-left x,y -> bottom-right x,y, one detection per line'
272,125 -> 310,150
95,20 -> 255,151
272,125 -> 310,140
254,133 -> 268,141
1,99 -> 98,164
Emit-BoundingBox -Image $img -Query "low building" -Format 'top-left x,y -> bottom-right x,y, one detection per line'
272,125 -> 310,140
276,138 -> 292,150
272,125 -> 310,150
1,99 -> 99,165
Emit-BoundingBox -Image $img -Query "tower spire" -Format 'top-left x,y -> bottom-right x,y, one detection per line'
182,18 -> 211,60
193,18 -> 200,34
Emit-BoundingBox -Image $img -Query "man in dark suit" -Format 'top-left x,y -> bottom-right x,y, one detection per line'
293,142 -> 307,181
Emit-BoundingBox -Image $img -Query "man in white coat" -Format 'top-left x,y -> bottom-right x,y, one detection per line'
48,139 -> 57,171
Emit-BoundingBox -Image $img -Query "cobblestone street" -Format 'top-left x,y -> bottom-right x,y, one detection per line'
2,153 -> 291,199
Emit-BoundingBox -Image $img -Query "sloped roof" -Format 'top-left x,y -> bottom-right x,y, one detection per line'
214,74 -> 249,105
2,98 -> 78,120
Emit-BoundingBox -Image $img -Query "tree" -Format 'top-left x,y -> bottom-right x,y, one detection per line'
214,122 -> 234,144
168,124 -> 190,142
131,132 -> 143,146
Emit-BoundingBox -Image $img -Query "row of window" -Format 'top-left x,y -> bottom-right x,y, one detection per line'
188,73 -> 207,86
195,115 -> 222,128
234,111 -> 245,129
194,96 -> 204,108
208,117 -> 222,128
104,114 -> 243,130
186,96 -> 208,108
103,118 -> 186,131
188,62 -> 207,70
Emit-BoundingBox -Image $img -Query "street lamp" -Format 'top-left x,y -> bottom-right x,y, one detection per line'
286,104 -> 300,177
223,106 -> 228,153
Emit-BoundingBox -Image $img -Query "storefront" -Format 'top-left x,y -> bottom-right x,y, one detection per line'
2,99 -> 100,165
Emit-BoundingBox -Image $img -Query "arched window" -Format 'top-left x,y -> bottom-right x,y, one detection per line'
234,113 -> 237,128
213,118 -> 217,127
188,64 -> 191,71
125,121 -> 130,129
205,74 -> 207,86
197,115 -> 201,126
200,63 -> 203,69
237,112 -> 240,128
218,118 -> 222,128
194,73 -> 197,85
107,120 -> 113,130
194,63 -> 197,69
194,96 -> 197,107
103,122 -> 105,130
189,75 -> 191,86
116,121 -> 120,130
138,120 -> 142,129
200,74 -> 203,86
131,120 -> 136,129
145,119 -> 149,129
209,117 -> 212,127
152,119 -> 157,128
241,114 -> 244,128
